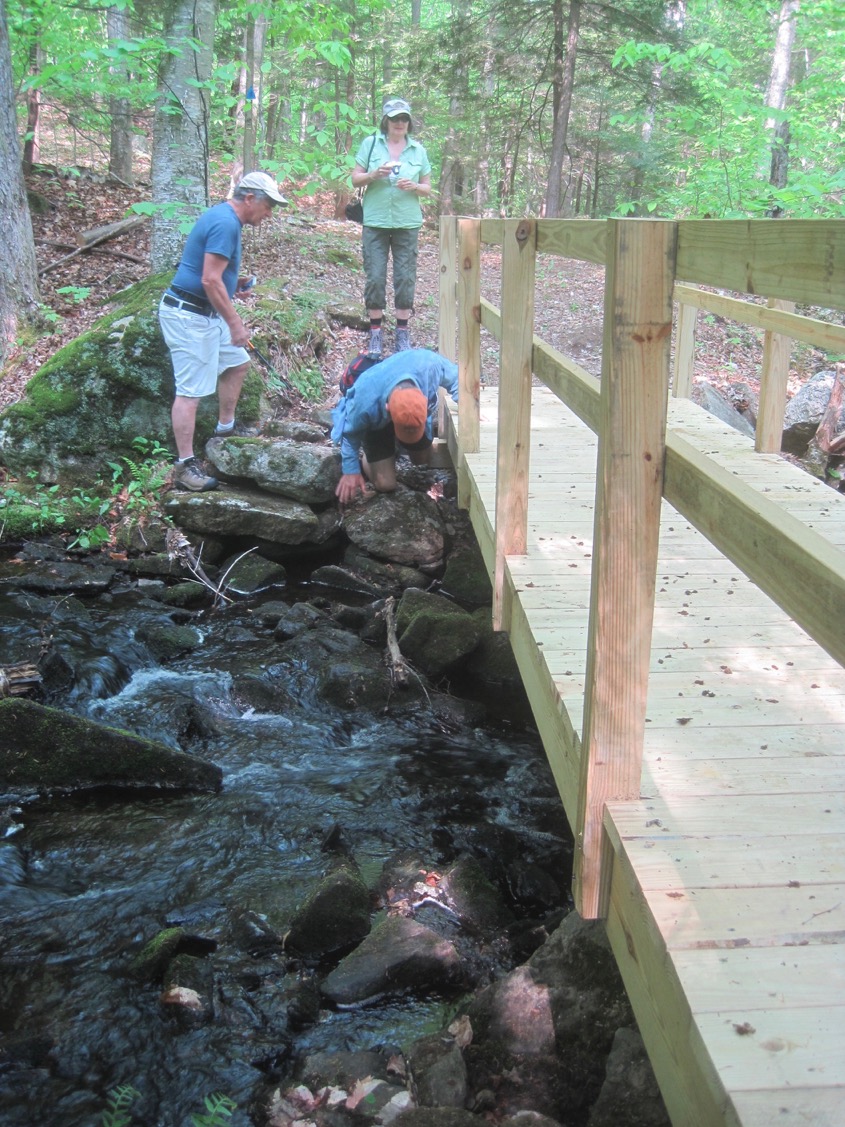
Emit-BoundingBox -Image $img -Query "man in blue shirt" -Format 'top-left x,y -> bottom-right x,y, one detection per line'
158,171 -> 286,491
331,349 -> 458,504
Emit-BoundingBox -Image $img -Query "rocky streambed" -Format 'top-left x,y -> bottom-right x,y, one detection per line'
0,444 -> 669,1127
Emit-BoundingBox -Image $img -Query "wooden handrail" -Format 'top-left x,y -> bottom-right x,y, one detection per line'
441,214 -> 845,918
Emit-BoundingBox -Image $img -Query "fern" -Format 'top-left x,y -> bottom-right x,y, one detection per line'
191,1092 -> 236,1126
101,1085 -> 140,1127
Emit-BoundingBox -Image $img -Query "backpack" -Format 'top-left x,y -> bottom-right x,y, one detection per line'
339,352 -> 380,394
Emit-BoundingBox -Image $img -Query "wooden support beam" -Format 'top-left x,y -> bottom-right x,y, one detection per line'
493,219 -> 536,631
457,218 -> 482,461
575,218 -> 678,920
756,298 -> 795,453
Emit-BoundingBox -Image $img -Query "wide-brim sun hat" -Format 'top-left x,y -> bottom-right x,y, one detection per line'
238,170 -> 287,204
383,98 -> 412,118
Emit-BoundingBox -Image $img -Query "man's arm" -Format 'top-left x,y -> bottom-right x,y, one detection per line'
201,252 -> 248,347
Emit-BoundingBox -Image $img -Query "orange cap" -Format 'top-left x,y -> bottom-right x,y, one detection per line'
388,386 -> 427,443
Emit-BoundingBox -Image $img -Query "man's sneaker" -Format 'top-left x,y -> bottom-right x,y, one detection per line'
367,327 -> 383,359
395,327 -> 411,352
215,419 -> 260,437
173,457 -> 218,492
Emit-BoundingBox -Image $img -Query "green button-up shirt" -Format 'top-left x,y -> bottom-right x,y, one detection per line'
354,134 -> 432,230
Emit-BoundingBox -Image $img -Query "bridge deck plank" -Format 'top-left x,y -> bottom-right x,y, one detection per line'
445,385 -> 845,1127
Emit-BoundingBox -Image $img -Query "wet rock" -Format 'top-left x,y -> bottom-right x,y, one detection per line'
285,862 -> 372,960
502,1115 -> 565,1127
441,856 -> 515,936
0,558 -> 116,595
310,564 -> 382,599
587,1026 -> 671,1127
782,369 -> 839,455
216,551 -> 287,596
165,485 -> 319,544
297,1048 -> 394,1090
342,490 -> 447,571
134,621 -> 202,662
320,914 -> 464,1007
505,862 -> 563,914
273,601 -> 330,639
389,1111 -> 479,1126
438,541 -> 492,607
692,382 -> 755,438
462,913 -> 635,1122
130,926 -> 186,982
229,906 -> 284,955
0,698 -> 223,797
252,599 -> 289,629
395,588 -> 485,677
343,544 -> 430,594
160,953 -> 215,1025
205,435 -> 340,504
406,1032 -> 468,1108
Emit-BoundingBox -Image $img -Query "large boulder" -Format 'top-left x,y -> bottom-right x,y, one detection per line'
0,697 -> 222,796
164,485 -> 319,544
205,435 -> 341,503
285,862 -> 373,960
342,490 -> 447,571
0,274 -> 265,486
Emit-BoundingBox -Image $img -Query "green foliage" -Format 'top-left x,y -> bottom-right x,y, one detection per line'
191,1093 -> 236,1126
100,1085 -> 141,1127
56,285 -> 92,305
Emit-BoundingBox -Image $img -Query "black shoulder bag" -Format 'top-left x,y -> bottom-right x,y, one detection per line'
345,135 -> 378,224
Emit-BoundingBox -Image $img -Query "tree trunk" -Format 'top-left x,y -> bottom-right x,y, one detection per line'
765,0 -> 800,214
150,0 -> 216,273
22,39 -> 43,174
544,0 -> 580,219
107,6 -> 135,186
0,0 -> 40,368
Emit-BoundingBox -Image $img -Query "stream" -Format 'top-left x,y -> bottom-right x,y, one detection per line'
0,569 -> 573,1126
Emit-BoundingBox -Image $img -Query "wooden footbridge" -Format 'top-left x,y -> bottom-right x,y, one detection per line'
436,216 -> 845,1127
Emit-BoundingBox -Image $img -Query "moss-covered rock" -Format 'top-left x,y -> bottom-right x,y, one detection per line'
0,697 -> 222,796
0,273 -> 266,488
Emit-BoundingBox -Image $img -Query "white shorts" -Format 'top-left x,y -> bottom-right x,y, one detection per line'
158,301 -> 250,398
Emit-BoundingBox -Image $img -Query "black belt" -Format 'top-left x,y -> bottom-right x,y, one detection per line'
162,292 -> 215,317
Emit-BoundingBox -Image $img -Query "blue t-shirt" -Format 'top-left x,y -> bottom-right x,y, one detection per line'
171,201 -> 243,299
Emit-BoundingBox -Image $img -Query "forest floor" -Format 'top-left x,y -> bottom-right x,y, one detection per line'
1,168 -> 833,420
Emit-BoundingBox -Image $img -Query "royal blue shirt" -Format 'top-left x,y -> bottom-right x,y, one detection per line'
332,350 -> 459,475
171,201 -> 243,299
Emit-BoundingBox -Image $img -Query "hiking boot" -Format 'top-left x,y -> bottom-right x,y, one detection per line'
395,327 -> 411,352
173,457 -> 218,492
367,327 -> 383,359
215,419 -> 260,437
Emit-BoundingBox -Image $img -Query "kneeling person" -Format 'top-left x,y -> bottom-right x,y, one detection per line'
331,349 -> 458,504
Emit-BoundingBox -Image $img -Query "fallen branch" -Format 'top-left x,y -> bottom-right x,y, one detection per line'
39,214 -> 149,276
382,596 -> 411,686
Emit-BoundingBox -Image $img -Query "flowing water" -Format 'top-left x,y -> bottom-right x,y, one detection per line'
0,577 -> 572,1126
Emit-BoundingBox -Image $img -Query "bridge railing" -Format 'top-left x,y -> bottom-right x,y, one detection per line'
438,215 -> 845,918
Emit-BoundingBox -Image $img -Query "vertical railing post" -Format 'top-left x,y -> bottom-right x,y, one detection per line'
672,298 -> 696,398
493,218 -> 536,631
457,217 -> 481,455
575,218 -> 677,920
756,298 -> 795,453
438,215 -> 458,363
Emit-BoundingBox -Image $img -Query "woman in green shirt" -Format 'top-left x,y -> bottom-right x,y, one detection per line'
351,98 -> 432,357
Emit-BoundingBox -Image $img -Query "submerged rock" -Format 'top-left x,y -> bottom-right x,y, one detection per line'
320,914 -> 464,1007
0,697 -> 222,797
285,862 -> 372,960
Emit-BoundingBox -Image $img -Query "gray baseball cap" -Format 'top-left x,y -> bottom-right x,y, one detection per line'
238,171 -> 287,204
382,98 -> 412,118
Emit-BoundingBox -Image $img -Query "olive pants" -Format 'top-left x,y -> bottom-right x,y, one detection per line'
362,225 -> 420,311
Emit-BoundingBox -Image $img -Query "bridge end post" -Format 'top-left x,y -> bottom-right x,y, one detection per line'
575,218 -> 678,920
